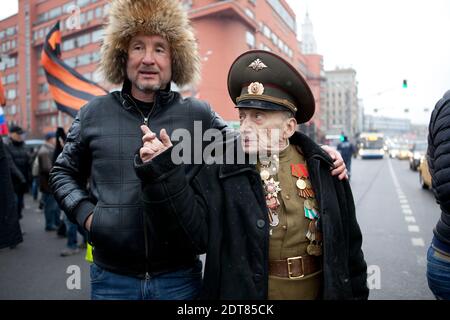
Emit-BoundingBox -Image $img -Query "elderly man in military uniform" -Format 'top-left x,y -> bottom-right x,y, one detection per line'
135,50 -> 368,300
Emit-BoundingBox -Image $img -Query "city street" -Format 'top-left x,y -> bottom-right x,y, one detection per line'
352,156 -> 436,299
0,156 -> 438,300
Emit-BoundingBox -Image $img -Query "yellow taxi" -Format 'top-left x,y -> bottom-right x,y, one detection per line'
418,155 -> 432,189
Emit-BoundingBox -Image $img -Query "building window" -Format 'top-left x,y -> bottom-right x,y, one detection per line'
62,38 -> 75,51
64,57 -> 76,68
266,0 -> 296,32
91,51 -> 100,62
77,53 -> 91,66
49,7 -> 62,20
6,73 -> 16,84
246,31 -> 256,49
262,24 -> 271,38
271,32 -> 278,46
76,34 -> 91,47
7,89 -> 16,100
79,12 -> 86,25
63,2 -> 76,14
5,57 -> 16,68
38,100 -> 50,111
91,29 -> 103,43
6,27 -> 16,37
77,0 -> 91,7
95,6 -> 103,18
39,83 -> 49,94
87,10 -> 94,22
245,8 -> 255,20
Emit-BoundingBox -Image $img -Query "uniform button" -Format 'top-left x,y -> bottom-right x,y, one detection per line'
285,195 -> 290,200
256,219 -> 265,228
282,225 -> 287,230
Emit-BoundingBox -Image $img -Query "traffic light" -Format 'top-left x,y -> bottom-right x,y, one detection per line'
403,79 -> 408,88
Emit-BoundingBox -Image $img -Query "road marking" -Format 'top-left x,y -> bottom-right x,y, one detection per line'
408,225 -> 420,233
388,158 -> 426,259
403,209 -> 413,215
405,216 -> 416,223
401,204 -> 411,210
411,238 -> 425,247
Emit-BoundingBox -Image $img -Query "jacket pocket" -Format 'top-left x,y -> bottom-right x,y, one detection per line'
89,205 -> 100,246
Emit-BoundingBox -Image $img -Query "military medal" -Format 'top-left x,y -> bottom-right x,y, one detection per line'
291,164 -> 315,198
306,216 -> 323,256
291,162 -> 323,256
259,155 -> 282,232
260,169 -> 270,181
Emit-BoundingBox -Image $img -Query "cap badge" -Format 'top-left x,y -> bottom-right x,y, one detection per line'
248,58 -> 267,71
248,82 -> 265,95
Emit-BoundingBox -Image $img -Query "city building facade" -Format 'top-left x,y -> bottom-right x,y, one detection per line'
1,0 -> 325,138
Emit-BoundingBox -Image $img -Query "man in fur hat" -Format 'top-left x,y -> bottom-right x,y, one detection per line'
50,0 -> 347,300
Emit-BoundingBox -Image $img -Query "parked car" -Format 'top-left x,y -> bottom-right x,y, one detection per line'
418,155 -> 432,189
409,141 -> 428,171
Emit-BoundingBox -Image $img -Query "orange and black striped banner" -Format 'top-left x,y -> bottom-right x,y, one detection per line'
40,21 -> 107,117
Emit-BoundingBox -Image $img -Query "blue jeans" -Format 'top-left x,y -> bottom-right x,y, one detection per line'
65,216 -> 87,249
31,177 -> 39,201
90,259 -> 203,300
427,237 -> 450,300
42,192 -> 61,230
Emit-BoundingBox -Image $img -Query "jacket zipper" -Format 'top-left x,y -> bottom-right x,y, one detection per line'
123,92 -> 158,280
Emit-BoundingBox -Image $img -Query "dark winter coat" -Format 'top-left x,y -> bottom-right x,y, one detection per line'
4,139 -> 30,194
135,131 -> 369,299
49,80 -> 228,278
0,138 -> 23,249
428,90 -> 450,246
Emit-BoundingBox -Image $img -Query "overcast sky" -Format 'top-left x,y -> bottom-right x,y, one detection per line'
2,1 -> 449,124
287,0 -> 450,124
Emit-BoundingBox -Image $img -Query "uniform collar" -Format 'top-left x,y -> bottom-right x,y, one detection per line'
289,131 -> 334,167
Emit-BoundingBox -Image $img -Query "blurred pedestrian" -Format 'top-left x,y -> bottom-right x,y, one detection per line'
426,90 -> 450,300
53,127 -> 87,256
0,137 -> 23,249
53,127 -> 67,238
38,131 -> 60,231
337,135 -> 356,179
4,125 -> 31,220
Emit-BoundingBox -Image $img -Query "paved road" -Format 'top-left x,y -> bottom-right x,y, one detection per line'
0,156 -> 440,299
351,156 -> 437,299
0,196 -> 90,299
